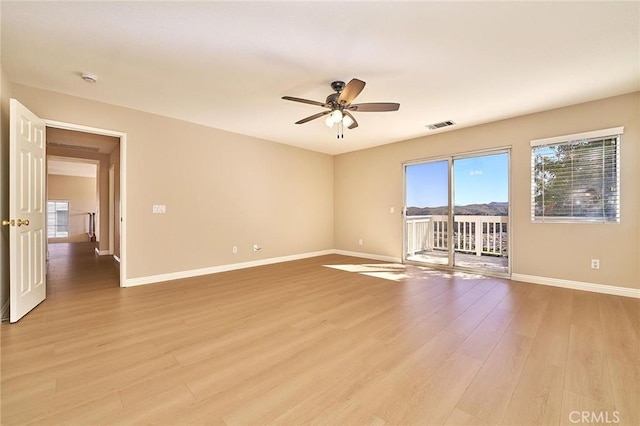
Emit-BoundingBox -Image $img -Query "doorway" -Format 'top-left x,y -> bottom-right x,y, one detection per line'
45,121 -> 126,287
46,156 -> 98,244
404,149 -> 510,276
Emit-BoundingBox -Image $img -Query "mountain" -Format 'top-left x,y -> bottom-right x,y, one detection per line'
407,201 -> 508,216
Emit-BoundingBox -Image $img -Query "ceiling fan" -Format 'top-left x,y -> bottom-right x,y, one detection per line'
282,78 -> 399,137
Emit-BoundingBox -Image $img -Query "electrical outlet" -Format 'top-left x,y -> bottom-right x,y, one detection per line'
591,259 -> 600,269
358,238 -> 363,246
232,246 -> 238,254
253,244 -> 261,251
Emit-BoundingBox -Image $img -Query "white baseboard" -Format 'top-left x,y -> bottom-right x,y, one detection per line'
511,273 -> 640,299
94,248 -> 112,256
1,299 -> 9,321
119,250 -> 638,299
332,250 -> 402,264
123,250 -> 334,287
113,255 -> 121,263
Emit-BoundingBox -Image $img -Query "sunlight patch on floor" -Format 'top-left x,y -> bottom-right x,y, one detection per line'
323,263 -> 408,281
323,263 -> 486,282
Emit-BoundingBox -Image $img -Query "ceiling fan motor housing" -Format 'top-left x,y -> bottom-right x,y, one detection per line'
326,93 -> 340,106
330,81 -> 345,93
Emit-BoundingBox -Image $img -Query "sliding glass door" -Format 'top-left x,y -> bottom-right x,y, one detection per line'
404,159 -> 452,266
404,150 -> 510,275
451,152 -> 509,274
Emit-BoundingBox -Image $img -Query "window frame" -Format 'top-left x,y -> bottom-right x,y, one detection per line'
47,200 -> 70,238
530,127 -> 623,224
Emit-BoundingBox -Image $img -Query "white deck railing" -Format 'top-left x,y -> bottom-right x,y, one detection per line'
406,215 -> 508,257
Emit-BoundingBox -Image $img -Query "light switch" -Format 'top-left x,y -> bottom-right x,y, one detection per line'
390,206 -> 395,213
152,204 -> 166,214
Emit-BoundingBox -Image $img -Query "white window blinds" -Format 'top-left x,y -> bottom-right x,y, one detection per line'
530,127 -> 622,223
47,201 -> 69,237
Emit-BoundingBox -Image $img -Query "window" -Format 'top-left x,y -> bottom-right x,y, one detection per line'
47,201 -> 69,238
531,127 -> 622,223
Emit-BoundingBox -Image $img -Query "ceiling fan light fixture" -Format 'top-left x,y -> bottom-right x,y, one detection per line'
330,109 -> 343,123
342,114 -> 354,128
325,116 -> 335,128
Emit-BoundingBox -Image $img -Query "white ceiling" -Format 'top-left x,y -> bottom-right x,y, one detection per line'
2,1 -> 638,155
48,157 -> 97,178
47,126 -> 120,154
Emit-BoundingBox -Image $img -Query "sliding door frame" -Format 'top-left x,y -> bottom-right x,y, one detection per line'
402,146 -> 512,277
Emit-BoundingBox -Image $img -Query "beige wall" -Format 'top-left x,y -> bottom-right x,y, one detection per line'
334,92 -> 639,290
1,64 -> 12,314
5,81 -> 637,292
47,175 -> 97,243
11,83 -> 334,280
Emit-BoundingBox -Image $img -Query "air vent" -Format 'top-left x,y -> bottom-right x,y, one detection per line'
426,120 -> 456,130
47,142 -> 100,152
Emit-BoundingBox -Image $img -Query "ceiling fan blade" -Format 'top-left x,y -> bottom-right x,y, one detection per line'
338,78 -> 366,105
344,111 -> 358,129
295,110 -> 331,124
282,96 -> 327,107
348,102 -> 400,112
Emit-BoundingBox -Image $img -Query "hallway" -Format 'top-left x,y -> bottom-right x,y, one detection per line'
47,242 -> 120,297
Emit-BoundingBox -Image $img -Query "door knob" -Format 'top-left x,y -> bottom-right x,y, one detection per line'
2,219 -> 29,226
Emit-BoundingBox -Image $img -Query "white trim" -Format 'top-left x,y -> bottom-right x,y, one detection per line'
511,273 -> 639,299
114,249 -> 639,300
108,166 -> 115,255
45,120 -> 123,137
95,248 -> 112,256
1,300 -> 9,321
113,255 -> 121,263
332,250 -> 402,263
123,250 -> 335,287
120,134 -> 127,288
530,126 -> 624,147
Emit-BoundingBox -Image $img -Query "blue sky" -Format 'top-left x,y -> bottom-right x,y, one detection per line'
406,153 -> 508,207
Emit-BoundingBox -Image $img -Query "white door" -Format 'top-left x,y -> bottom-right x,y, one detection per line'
6,99 -> 46,323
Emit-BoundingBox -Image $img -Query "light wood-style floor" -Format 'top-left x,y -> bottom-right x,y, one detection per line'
1,243 -> 638,425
